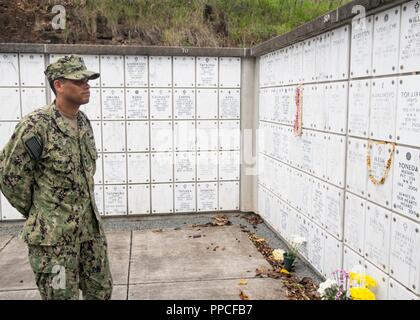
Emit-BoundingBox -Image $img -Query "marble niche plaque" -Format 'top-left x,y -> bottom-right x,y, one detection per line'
311,179 -> 326,226
0,53 -> 19,86
197,120 -> 218,151
302,37 -> 317,82
126,89 -> 148,120
19,54 -> 45,87
219,181 -> 239,210
128,185 -> 150,214
348,80 -> 371,138
0,88 -> 20,120
323,233 -> 343,278
399,1 -> 420,72
326,134 -> 346,187
219,120 -> 240,151
389,213 -> 420,295
326,82 -> 348,134
149,56 -> 172,87
151,184 -> 173,213
329,25 -> 350,80
372,6 -> 401,76
396,75 -> 420,147
103,153 -> 127,184
174,152 -> 196,182
104,185 -> 127,215
364,202 -> 392,272
100,55 -> 124,87
127,121 -> 149,152
324,184 -> 344,240
127,153 -> 150,184
101,89 -> 125,120
174,89 -> 195,119
350,16 -> 374,78
219,151 -> 240,181
196,57 -> 218,87
150,89 -> 172,120
174,121 -> 196,151
150,121 -> 173,152
366,141 -> 395,209
151,152 -> 173,183
308,224 -> 324,274
91,121 -> 102,152
346,138 -> 368,197
175,183 -> 196,212
392,146 -> 420,222
316,32 -> 331,81
173,57 -> 195,88
197,89 -> 218,119
219,89 -> 240,119
344,193 -> 366,255
369,77 -> 397,142
197,151 -> 218,181
125,55 -> 148,87
102,121 -> 126,152
343,246 -> 365,273
197,182 -> 218,211
219,57 -> 241,88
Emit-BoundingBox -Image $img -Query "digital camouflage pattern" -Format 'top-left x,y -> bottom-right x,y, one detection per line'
44,55 -> 100,82
28,233 -> 113,300
0,101 -> 104,245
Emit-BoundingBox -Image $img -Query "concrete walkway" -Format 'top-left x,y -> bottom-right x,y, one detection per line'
0,225 -> 288,300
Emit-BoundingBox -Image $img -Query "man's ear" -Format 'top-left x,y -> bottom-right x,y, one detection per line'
54,79 -> 65,94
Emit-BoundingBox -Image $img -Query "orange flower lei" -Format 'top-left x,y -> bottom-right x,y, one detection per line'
366,140 -> 395,185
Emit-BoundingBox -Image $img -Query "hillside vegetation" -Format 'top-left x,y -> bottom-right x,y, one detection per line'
0,0 -> 352,47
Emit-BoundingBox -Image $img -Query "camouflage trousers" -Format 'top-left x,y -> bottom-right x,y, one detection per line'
27,234 -> 113,300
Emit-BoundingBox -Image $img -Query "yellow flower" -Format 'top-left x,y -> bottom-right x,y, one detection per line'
350,287 -> 376,300
280,269 -> 290,275
349,272 -> 377,288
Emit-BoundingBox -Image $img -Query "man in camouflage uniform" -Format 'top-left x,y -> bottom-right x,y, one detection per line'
0,55 -> 113,300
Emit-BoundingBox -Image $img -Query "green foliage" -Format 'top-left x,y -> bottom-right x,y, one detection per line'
75,0 -> 352,46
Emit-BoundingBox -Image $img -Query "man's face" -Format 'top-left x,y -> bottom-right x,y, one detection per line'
54,78 -> 91,105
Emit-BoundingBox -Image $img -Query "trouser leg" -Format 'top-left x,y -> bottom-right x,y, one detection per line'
28,244 -> 80,300
79,234 -> 113,300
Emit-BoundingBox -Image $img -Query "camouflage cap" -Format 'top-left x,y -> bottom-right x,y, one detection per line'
44,55 -> 100,82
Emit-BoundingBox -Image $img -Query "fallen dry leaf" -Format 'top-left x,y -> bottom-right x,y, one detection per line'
152,229 -> 163,233
239,290 -> 250,300
238,279 -> 248,285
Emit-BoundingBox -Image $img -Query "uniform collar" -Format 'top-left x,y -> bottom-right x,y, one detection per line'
49,101 -> 90,140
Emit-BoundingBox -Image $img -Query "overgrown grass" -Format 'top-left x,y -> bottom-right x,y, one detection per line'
72,0 -> 352,47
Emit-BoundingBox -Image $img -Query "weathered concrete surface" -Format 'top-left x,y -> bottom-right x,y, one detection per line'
128,278 -> 286,300
129,225 -> 270,284
0,225 -> 290,300
107,231 -> 131,285
0,289 -> 40,300
0,237 -> 37,291
0,235 -> 14,251
111,285 -> 128,300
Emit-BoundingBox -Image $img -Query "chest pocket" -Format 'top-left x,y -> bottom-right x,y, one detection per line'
48,148 -> 77,189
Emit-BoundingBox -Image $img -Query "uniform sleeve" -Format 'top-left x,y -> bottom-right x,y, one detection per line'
0,121 -> 42,218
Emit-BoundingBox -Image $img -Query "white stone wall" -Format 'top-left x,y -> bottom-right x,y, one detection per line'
258,1 -> 420,300
0,54 -> 241,219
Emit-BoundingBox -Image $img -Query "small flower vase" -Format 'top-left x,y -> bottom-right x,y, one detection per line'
283,253 -> 295,272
